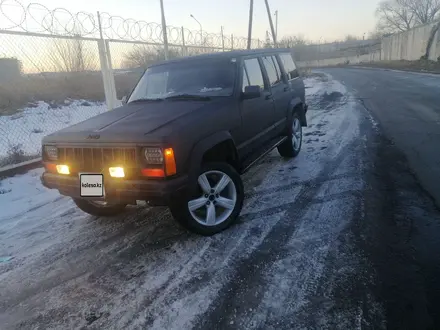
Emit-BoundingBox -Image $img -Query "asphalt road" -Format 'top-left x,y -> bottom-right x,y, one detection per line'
322,67 -> 440,330
323,67 -> 440,208
1,70 -> 440,330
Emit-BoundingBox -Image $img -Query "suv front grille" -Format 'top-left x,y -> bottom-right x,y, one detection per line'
57,147 -> 137,174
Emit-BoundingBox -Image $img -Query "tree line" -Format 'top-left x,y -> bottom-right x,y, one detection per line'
374,0 -> 440,36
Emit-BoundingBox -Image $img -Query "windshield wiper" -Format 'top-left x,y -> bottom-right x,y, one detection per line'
128,98 -> 164,103
163,94 -> 211,101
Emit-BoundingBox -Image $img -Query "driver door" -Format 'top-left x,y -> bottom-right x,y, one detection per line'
236,56 -> 277,159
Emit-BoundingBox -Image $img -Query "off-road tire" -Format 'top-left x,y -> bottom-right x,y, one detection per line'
277,111 -> 303,158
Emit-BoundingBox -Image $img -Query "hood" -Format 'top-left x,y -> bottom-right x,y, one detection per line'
43,100 -> 218,144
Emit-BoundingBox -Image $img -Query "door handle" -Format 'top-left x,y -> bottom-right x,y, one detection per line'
283,86 -> 290,92
265,94 -> 273,100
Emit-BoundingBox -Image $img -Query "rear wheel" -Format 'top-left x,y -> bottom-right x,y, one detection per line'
277,111 -> 303,158
169,162 -> 244,236
73,198 -> 127,217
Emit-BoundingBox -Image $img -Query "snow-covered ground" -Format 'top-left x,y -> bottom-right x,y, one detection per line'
0,73 -> 385,329
0,100 -> 108,164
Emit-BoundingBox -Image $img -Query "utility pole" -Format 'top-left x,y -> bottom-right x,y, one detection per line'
159,0 -> 169,60
274,10 -> 278,40
247,0 -> 254,49
264,0 -> 277,47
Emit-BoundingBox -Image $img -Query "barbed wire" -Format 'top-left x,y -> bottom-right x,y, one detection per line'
0,0 -> 261,48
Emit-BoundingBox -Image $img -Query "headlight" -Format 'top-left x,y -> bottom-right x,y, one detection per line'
143,147 -> 163,164
44,145 -> 58,160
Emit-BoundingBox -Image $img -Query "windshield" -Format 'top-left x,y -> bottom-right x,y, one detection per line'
128,58 -> 236,102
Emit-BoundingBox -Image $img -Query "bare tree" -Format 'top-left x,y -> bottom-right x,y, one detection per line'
49,37 -> 96,72
376,0 -> 415,33
403,0 -> 440,24
376,0 -> 440,34
275,35 -> 312,61
344,34 -> 359,41
122,46 -> 181,69
277,35 -> 310,48
368,29 -> 389,39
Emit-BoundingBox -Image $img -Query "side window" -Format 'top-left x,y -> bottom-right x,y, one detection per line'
279,53 -> 299,80
261,56 -> 281,86
243,58 -> 264,90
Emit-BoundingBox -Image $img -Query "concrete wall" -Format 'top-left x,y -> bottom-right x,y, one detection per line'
297,50 -> 382,68
291,39 -> 380,62
297,21 -> 440,68
381,21 -> 440,61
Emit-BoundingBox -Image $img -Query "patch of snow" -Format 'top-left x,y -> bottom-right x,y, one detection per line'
304,77 -> 325,96
0,168 -> 60,226
0,100 -> 107,159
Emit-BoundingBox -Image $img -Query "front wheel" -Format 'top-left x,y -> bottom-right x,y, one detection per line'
277,111 -> 303,158
169,162 -> 244,236
73,198 -> 127,217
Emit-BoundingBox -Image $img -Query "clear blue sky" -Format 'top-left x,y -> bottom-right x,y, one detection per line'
18,0 -> 382,42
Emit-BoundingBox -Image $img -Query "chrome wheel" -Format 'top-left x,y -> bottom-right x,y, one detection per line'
188,170 -> 237,227
292,117 -> 302,152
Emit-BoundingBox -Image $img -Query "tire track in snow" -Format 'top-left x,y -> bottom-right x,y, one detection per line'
194,137 -> 359,330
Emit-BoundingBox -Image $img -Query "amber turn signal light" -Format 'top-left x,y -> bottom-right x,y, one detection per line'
45,163 -> 57,173
164,148 -> 176,176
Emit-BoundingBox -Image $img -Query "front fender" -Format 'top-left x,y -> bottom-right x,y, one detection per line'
288,97 -> 307,127
187,131 -> 236,191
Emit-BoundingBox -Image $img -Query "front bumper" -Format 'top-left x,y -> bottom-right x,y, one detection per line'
41,172 -> 189,206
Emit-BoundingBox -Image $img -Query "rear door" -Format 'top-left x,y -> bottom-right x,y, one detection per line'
261,54 -> 291,135
278,52 -> 305,105
237,56 -> 276,158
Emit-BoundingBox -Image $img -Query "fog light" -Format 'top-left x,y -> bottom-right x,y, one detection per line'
56,164 -> 70,175
109,167 -> 125,178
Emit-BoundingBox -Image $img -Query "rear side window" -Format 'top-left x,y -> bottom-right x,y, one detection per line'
261,55 -> 281,86
279,53 -> 299,80
243,58 -> 265,91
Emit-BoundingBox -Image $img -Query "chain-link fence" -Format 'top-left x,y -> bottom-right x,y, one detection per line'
0,0 -> 262,169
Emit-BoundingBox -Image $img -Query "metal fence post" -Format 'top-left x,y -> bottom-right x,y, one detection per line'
247,0 -> 254,50
159,0 -> 169,60
181,26 -> 186,56
97,11 -> 116,111
221,26 -> 225,52
105,39 -> 118,105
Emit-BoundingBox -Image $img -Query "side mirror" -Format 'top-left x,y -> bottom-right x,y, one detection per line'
121,95 -> 128,105
242,85 -> 261,100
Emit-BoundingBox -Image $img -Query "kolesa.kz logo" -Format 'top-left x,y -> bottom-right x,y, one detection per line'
81,182 -> 102,188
